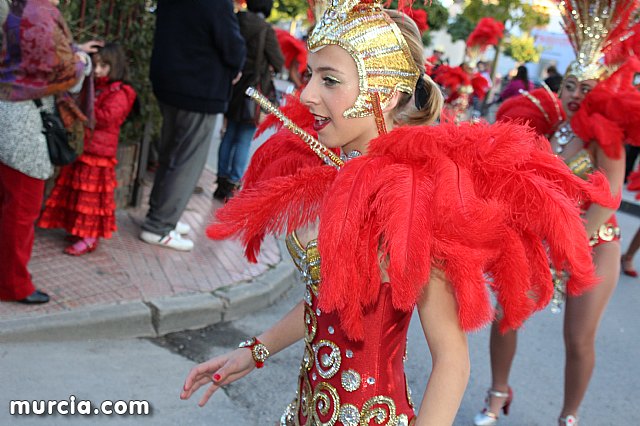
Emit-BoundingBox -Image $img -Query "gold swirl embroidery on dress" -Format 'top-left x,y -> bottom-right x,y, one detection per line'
313,339 -> 342,379
312,382 -> 340,426
564,149 -> 594,180
305,304 -> 318,341
589,223 -> 621,246
300,373 -> 314,421
360,396 -> 409,426
303,342 -> 314,370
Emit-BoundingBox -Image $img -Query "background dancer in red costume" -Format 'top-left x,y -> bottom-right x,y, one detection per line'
180,1 -> 616,424
476,2 -> 640,425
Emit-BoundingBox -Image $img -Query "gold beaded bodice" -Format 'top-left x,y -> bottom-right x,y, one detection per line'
282,232 -> 415,426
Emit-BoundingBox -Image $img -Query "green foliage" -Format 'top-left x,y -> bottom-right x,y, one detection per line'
518,3 -> 551,32
461,0 -> 549,32
273,0 -> 308,18
447,14 -> 475,43
504,34 -> 544,63
60,1 -> 159,146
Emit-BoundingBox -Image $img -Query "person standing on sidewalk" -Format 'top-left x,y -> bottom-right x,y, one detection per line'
140,0 -> 246,251
38,43 -> 137,256
214,0 -> 284,202
0,0 -> 94,304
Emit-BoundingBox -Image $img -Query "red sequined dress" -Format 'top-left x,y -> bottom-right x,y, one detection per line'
280,233 -> 414,425
38,78 -> 136,238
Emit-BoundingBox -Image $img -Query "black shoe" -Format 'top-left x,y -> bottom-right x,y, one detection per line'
17,290 -> 50,304
213,177 -> 231,201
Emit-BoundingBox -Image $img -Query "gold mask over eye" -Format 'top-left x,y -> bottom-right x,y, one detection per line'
307,0 -> 420,118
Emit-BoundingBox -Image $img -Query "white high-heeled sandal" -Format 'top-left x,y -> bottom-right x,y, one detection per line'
473,388 -> 513,426
559,414 -> 578,425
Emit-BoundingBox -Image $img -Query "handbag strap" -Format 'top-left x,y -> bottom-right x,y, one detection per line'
33,98 -> 43,108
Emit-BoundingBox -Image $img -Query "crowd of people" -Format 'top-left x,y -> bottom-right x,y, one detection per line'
1,0 -> 639,425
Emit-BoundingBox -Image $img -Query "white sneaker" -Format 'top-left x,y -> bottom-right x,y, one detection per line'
140,230 -> 194,251
174,221 -> 191,235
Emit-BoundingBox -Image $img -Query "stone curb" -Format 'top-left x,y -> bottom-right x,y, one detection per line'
0,240 -> 297,343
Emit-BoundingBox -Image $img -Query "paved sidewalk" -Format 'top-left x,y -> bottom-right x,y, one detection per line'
0,167 -> 296,342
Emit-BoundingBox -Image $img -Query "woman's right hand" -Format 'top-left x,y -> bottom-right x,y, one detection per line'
180,348 -> 256,407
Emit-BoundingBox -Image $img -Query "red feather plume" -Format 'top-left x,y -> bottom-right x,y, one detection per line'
467,17 -> 505,52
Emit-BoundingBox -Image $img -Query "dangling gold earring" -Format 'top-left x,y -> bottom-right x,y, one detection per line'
371,92 -> 387,136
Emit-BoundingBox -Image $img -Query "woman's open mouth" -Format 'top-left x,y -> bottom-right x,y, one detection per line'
313,114 -> 331,132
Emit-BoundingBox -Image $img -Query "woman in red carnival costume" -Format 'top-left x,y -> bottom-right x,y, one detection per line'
180,1 -> 616,424
476,1 -> 640,425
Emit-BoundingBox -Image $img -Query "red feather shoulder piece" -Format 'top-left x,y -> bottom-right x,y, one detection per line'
496,88 -> 565,138
207,95 -> 333,261
317,121 -> 617,340
207,99 -> 616,341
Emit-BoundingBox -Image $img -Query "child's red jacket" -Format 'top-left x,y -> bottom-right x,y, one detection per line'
83,77 -> 137,158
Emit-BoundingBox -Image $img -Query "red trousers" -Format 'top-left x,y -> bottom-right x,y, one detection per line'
0,162 -> 44,300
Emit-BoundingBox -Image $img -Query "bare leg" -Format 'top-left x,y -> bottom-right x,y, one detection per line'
560,242 -> 620,421
621,227 -> 640,267
488,315 -> 517,414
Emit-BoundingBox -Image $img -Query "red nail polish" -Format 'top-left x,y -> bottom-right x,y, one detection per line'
213,374 -> 221,381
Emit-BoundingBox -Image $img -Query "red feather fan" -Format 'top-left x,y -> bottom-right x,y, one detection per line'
496,88 -> 566,138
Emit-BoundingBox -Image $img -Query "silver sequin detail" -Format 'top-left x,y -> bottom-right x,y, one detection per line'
312,372 -> 317,381
339,404 -> 360,426
346,350 -> 354,358
328,326 -> 335,334
316,308 -> 321,316
366,377 -> 375,385
341,369 -> 361,392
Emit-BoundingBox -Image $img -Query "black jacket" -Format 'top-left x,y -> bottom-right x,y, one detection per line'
226,11 -> 284,122
150,0 -> 246,114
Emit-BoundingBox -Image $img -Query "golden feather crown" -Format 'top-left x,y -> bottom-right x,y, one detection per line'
307,0 -> 420,118
557,0 -> 640,81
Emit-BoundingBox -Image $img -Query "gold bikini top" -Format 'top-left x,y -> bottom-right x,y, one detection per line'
285,232 -> 321,294
565,149 -> 594,180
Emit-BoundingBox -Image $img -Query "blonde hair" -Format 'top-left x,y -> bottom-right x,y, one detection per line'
385,9 -> 443,126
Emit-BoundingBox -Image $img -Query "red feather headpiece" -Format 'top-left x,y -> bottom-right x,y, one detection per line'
496,87 -> 566,138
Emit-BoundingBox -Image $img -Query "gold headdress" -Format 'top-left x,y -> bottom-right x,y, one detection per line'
307,0 -> 420,119
557,0 -> 640,81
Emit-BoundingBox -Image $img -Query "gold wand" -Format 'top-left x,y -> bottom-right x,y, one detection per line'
245,87 -> 344,169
